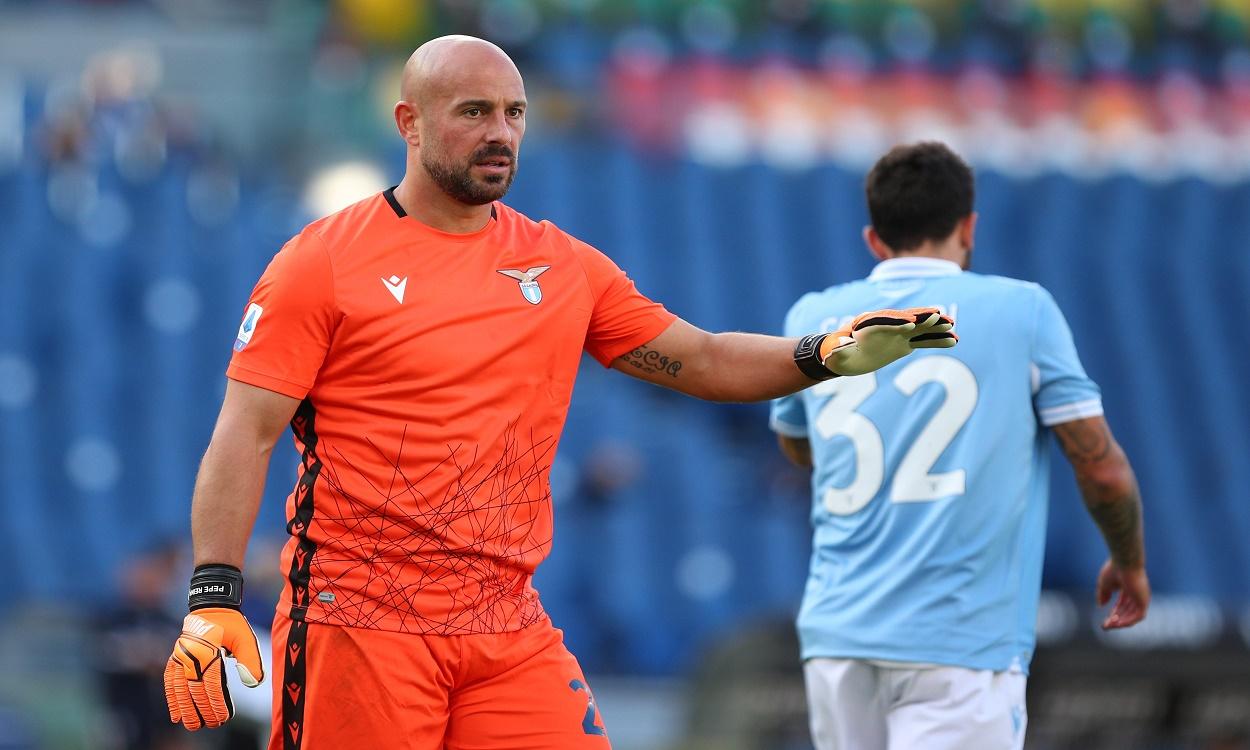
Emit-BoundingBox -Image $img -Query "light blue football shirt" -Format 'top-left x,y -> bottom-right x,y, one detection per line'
770,257 -> 1102,673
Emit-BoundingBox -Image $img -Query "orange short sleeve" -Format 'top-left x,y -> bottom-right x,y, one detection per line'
225,230 -> 337,399
569,236 -> 676,367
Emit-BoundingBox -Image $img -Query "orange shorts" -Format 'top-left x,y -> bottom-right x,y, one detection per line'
266,610 -> 611,750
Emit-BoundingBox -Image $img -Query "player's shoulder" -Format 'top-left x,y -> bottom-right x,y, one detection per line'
783,288 -> 823,324
963,271 -> 1043,292
493,200 -> 535,227
495,201 -> 562,239
794,277 -> 876,309
953,274 -> 1070,340
783,279 -> 871,329
786,287 -> 827,317
290,191 -> 393,258
490,202 -> 590,261
957,271 -> 1053,305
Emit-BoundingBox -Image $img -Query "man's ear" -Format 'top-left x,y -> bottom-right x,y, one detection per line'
394,100 -> 420,147
864,225 -> 892,262
959,212 -> 977,250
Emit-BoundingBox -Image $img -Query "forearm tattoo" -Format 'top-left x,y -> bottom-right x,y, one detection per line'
620,344 -> 683,378
1055,418 -> 1114,465
1084,488 -> 1144,568
1055,419 -> 1144,568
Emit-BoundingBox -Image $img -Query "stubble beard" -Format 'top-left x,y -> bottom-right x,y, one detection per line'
422,146 -> 517,206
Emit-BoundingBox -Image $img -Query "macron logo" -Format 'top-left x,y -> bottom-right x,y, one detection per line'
381,275 -> 407,304
184,615 -> 214,638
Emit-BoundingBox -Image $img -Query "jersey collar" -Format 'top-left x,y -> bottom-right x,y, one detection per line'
383,186 -> 498,221
868,257 -> 963,281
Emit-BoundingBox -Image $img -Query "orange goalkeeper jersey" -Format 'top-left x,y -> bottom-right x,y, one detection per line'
226,189 -> 675,635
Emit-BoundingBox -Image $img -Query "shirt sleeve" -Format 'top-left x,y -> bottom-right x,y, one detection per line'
225,230 -> 338,400
570,236 -> 677,367
1031,286 -> 1103,427
770,295 -> 810,438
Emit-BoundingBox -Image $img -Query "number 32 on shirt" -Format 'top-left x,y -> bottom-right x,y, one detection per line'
812,355 -> 977,516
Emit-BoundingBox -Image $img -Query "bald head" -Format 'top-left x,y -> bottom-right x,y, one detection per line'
401,35 -> 522,106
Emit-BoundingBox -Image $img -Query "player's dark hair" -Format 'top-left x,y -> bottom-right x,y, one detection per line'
865,142 -> 974,253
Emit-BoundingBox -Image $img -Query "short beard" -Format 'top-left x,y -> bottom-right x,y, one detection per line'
422,146 -> 516,206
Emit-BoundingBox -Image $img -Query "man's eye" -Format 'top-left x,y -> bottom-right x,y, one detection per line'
507,108 -> 523,117
465,108 -> 482,117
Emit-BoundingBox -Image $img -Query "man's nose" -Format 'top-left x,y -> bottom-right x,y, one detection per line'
483,110 -> 512,144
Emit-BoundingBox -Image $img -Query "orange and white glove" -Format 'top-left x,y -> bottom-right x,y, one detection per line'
795,307 -> 957,379
164,565 -> 265,731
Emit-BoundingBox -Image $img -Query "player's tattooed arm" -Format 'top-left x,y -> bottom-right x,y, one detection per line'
1053,416 -> 1145,569
619,344 -> 683,378
611,319 -> 817,401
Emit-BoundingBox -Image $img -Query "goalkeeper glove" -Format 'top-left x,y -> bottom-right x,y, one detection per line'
164,564 -> 265,731
795,307 -> 957,379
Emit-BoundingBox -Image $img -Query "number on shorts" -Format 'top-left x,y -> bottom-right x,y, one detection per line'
569,679 -> 607,736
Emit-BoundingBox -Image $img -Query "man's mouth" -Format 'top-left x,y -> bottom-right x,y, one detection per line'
473,158 -> 512,180
475,158 -> 511,169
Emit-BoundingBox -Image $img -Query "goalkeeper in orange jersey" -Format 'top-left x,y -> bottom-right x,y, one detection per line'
162,35 -> 956,749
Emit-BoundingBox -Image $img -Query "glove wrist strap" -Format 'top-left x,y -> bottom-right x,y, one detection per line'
794,333 -> 838,381
188,564 -> 244,611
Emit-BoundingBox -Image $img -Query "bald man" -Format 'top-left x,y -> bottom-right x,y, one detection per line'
163,35 -> 956,749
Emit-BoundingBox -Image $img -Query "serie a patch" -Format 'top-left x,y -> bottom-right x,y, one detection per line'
234,303 -> 263,351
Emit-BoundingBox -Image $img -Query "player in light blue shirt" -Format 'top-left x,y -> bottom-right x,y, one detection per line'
771,143 -> 1149,750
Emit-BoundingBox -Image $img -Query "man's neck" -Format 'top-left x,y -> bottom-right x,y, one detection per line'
392,173 -> 494,234
889,243 -> 966,267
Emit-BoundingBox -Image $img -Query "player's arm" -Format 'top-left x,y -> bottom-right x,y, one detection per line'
1052,415 -> 1149,630
165,378 -> 299,731
612,319 -> 811,401
192,378 -> 300,566
777,435 -> 812,469
611,310 -> 955,402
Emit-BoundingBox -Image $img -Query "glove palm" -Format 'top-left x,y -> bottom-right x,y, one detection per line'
821,307 -> 957,376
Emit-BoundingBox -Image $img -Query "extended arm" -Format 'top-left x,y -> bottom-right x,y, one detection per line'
192,378 -> 301,567
1052,415 -> 1149,629
611,310 -> 954,402
613,320 -> 811,402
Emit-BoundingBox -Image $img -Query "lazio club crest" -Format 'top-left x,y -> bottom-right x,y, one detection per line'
496,265 -> 551,305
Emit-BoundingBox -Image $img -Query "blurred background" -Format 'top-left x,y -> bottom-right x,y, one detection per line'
1,0 -> 1249,748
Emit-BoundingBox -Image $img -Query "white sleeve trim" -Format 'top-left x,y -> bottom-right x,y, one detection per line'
770,415 -> 810,438
1038,398 -> 1104,427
